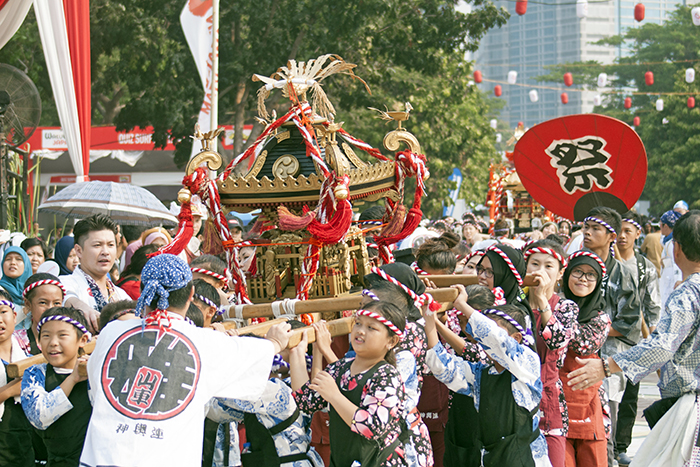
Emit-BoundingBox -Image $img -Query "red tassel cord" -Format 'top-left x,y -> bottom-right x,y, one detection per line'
277,205 -> 317,231
151,202 -> 193,257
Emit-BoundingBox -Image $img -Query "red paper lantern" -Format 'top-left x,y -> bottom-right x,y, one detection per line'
633,116 -> 640,126
563,73 -> 573,87
689,97 -> 696,108
645,71 -> 654,86
494,85 -> 502,97
624,97 -> 632,109
634,3 -> 645,21
516,0 -> 528,15
474,70 -> 483,83
561,93 -> 569,104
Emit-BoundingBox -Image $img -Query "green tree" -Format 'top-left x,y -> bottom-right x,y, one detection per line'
0,0 -> 509,216
536,6 -> 700,215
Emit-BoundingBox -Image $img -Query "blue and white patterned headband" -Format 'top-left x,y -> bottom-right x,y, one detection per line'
622,218 -> 643,232
135,254 -> 193,317
37,315 -> 91,340
584,217 -> 616,235
481,309 -> 534,346
584,216 -> 617,256
361,289 -> 380,301
193,294 -> 224,316
0,300 -> 15,311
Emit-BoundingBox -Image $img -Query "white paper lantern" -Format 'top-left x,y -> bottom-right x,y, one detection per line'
490,119 -> 498,129
692,6 -> 700,26
496,133 -> 502,143
662,118 -> 669,124
507,71 -> 518,84
576,0 -> 588,18
597,73 -> 607,87
656,98 -> 664,111
686,68 -> 695,83
593,94 -> 602,106
529,90 -> 539,102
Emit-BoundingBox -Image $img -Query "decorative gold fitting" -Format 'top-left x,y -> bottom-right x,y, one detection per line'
186,149 -> 223,176
178,188 -> 192,205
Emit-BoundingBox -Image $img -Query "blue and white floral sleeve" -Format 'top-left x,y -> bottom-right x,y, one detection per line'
21,364 -> 73,430
466,312 -> 542,412
425,342 -> 477,397
395,350 -> 420,411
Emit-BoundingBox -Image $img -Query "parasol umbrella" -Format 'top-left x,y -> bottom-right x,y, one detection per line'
38,181 -> 177,226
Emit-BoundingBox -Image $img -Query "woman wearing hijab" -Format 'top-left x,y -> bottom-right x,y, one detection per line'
559,250 -> 612,467
54,236 -> 79,276
477,243 -> 535,340
0,246 -> 32,328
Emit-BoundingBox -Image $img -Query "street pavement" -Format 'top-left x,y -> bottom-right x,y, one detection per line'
626,372 -> 660,459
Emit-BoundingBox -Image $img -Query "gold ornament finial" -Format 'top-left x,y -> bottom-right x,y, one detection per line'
368,102 -> 413,129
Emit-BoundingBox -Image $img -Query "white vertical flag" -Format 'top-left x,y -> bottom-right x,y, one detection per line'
180,0 -> 215,158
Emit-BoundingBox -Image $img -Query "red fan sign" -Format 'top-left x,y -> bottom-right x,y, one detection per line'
513,114 -> 647,221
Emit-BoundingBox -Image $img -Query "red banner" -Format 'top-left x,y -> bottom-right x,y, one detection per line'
26,125 -> 251,152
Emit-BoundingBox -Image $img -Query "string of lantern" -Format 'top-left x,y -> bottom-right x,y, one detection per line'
480,77 -> 699,96
474,59 -> 698,68
508,0 -> 700,21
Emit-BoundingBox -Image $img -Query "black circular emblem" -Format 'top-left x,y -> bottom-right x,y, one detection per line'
101,326 -> 201,420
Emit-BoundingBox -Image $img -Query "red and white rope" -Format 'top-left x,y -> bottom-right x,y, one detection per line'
410,262 -> 429,276
23,279 -> 66,298
567,250 -> 607,276
523,246 -> 567,267
191,268 -> 226,282
486,244 -> 523,286
356,309 -> 403,338
370,266 -> 440,312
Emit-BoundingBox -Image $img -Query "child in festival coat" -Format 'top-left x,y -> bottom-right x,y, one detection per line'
0,290 -> 34,466
425,285 -> 552,467
21,306 -> 92,467
16,273 -> 66,356
292,300 -> 411,467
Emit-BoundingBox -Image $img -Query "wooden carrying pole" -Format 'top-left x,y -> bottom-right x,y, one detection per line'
222,287 -> 459,320
425,274 -> 539,288
7,339 -> 97,379
9,287 -> 463,379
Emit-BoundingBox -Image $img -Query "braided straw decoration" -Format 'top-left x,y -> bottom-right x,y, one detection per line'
356,309 -> 403,338
23,279 -> 67,298
523,247 -> 567,267
486,245 -> 524,286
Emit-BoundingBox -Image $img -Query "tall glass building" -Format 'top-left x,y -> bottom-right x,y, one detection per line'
473,0 -> 685,127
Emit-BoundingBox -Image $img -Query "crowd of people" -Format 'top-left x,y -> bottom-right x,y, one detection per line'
0,197 -> 697,467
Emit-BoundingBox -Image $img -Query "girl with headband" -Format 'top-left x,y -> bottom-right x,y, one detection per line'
461,250 -> 485,276
361,264 -> 434,467
21,306 -> 91,467
291,300 -> 412,467
16,273 -> 66,356
559,250 -> 612,467
0,289 -> 35,467
424,285 -> 550,467
477,243 -> 536,346
523,240 -> 579,467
